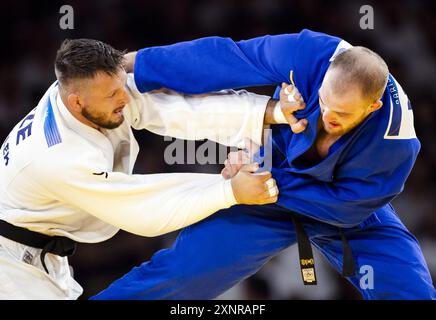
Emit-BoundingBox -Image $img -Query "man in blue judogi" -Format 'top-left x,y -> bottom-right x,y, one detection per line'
92,29 -> 436,299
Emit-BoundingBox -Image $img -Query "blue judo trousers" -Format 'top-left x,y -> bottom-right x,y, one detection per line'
93,203 -> 434,299
92,29 -> 436,299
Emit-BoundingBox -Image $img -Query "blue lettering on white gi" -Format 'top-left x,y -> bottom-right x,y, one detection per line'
16,113 -> 35,145
1,135 -> 10,166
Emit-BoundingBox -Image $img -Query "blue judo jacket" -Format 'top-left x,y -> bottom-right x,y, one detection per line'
133,29 -> 420,228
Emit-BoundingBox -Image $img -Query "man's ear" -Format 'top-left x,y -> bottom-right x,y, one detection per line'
67,93 -> 83,112
369,100 -> 383,113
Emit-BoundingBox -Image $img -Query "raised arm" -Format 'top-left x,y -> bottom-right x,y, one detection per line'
125,75 -> 307,147
128,29 -> 342,100
131,34 -> 296,93
126,80 -> 269,148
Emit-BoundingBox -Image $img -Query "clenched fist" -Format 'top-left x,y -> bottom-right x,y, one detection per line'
230,163 -> 279,205
264,83 -> 308,133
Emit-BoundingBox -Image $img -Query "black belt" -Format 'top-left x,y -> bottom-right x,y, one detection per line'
291,215 -> 356,285
0,219 -> 77,274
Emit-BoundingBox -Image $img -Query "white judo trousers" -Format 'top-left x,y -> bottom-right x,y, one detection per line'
0,74 -> 271,299
0,235 -> 82,299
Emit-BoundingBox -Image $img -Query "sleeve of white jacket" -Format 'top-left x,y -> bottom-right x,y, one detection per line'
125,74 -> 270,148
29,152 -> 237,237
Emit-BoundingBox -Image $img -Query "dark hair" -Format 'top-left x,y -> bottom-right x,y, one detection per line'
54,38 -> 125,85
329,46 -> 389,102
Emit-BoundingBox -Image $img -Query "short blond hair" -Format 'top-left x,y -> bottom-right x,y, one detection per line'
328,46 -> 389,103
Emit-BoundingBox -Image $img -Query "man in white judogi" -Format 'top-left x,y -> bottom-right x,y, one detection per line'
0,39 -> 303,299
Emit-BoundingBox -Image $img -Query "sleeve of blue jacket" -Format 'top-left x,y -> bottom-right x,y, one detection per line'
133,29 -> 341,95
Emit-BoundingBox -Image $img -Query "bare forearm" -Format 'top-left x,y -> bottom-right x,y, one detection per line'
264,98 -> 280,125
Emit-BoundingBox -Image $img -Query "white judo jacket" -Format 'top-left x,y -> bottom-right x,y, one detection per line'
0,74 -> 269,299
0,74 -> 269,243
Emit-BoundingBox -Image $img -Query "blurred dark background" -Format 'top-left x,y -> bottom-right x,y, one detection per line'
0,0 -> 435,299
